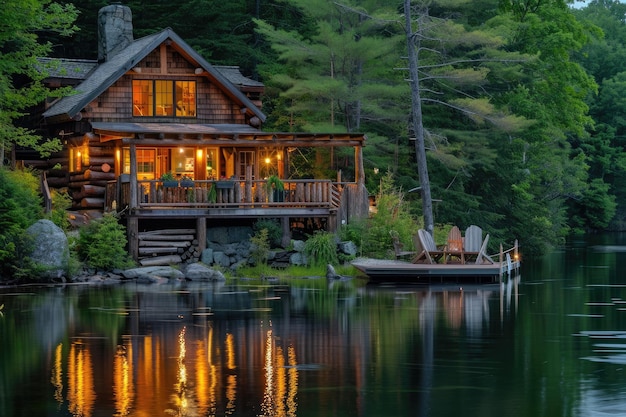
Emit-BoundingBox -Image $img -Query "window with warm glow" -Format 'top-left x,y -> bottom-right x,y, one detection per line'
132,80 -> 196,118
176,81 -> 196,116
122,148 -> 156,180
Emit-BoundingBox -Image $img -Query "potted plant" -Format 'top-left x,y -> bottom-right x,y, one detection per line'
180,174 -> 194,187
160,172 -> 178,188
266,174 -> 285,202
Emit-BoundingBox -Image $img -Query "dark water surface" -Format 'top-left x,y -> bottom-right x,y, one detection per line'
2,234 -> 626,417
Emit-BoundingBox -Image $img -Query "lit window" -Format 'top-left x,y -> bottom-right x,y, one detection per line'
132,80 -> 196,118
132,80 -> 153,116
175,81 -> 196,117
122,148 -> 156,180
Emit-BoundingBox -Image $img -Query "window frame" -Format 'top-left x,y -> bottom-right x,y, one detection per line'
132,79 -> 196,118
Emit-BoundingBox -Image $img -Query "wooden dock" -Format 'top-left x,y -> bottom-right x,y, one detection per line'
352,250 -> 521,284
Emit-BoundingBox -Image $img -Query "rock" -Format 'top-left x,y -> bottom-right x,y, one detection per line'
26,220 -> 69,280
292,240 -> 306,252
185,263 -> 225,281
326,264 -> 351,281
326,264 -> 340,279
213,251 -> 231,268
200,248 -> 214,264
121,266 -> 184,281
207,226 -> 253,245
289,251 -> 307,266
338,241 -> 357,257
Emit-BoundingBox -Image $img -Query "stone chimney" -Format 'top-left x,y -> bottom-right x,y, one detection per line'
98,4 -> 133,62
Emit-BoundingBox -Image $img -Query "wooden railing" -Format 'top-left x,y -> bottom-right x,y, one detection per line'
116,179 -> 341,209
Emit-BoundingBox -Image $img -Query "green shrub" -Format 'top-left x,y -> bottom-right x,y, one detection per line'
253,218 -> 282,247
77,213 -> 135,270
250,228 -> 270,265
0,168 -> 44,280
47,189 -> 72,231
304,231 -> 338,267
360,172 -> 420,258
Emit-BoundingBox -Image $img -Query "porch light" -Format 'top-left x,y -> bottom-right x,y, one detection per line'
265,157 -> 271,165
196,149 -> 203,158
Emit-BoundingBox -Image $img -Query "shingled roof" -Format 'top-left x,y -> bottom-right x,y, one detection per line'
42,28 -> 266,124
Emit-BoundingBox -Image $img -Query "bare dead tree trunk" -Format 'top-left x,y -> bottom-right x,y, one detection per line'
404,0 -> 434,236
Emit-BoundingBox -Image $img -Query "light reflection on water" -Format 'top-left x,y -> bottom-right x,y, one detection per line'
4,235 -> 626,416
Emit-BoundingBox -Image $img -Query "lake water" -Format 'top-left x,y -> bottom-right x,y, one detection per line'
2,233 -> 626,417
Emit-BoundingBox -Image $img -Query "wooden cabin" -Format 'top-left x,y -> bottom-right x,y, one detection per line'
21,4 -> 368,262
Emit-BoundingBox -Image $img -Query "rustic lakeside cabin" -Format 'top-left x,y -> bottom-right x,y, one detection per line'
20,5 -> 368,264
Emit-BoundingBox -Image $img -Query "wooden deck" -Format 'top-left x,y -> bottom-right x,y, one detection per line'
106,178 -> 368,262
352,251 -> 521,284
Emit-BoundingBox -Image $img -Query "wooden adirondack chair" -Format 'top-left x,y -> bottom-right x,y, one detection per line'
445,225 -> 464,263
464,225 -> 483,253
475,233 -> 494,264
390,230 -> 415,260
412,229 -> 446,264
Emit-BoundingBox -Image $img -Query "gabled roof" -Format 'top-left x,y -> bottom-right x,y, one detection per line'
43,28 -> 266,123
38,58 -> 97,81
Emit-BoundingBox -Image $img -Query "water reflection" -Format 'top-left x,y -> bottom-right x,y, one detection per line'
67,341 -> 95,417
113,344 -> 133,416
1,273 -> 524,417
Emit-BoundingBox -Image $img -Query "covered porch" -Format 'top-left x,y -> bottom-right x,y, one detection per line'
94,122 -> 369,262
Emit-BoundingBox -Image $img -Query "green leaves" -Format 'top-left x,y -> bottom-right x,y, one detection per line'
0,0 -> 77,160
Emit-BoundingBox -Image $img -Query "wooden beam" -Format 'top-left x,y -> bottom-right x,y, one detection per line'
128,217 -> 139,261
196,217 -> 206,253
129,143 -> 137,209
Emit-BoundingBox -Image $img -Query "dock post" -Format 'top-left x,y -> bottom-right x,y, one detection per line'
498,243 -> 503,284
128,216 -> 138,261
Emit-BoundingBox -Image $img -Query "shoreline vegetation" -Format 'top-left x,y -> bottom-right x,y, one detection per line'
0,169 -> 410,284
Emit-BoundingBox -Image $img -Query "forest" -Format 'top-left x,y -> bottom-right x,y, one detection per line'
5,0 -> 626,256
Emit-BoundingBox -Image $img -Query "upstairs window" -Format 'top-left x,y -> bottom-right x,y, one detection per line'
132,80 -> 196,117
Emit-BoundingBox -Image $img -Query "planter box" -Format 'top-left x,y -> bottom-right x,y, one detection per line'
180,180 -> 195,187
215,181 -> 235,189
273,189 -> 285,202
163,180 -> 178,188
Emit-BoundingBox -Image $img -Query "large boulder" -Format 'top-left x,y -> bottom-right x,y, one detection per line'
26,220 -> 69,280
185,263 -> 225,281
121,266 -> 185,283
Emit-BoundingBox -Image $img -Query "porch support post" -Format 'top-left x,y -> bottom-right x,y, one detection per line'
129,143 -> 138,209
128,217 -> 139,261
281,216 -> 290,248
355,145 -> 365,186
196,217 -> 206,253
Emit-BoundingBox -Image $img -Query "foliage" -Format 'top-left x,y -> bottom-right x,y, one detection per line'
265,174 -> 284,191
160,172 -> 175,181
250,227 -> 271,265
304,231 -> 338,267
364,172 -> 420,258
253,218 -> 282,247
47,189 -> 72,231
0,168 -> 44,280
572,2 -> 626,229
0,0 -> 77,162
76,213 -> 135,270
208,182 -> 217,203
